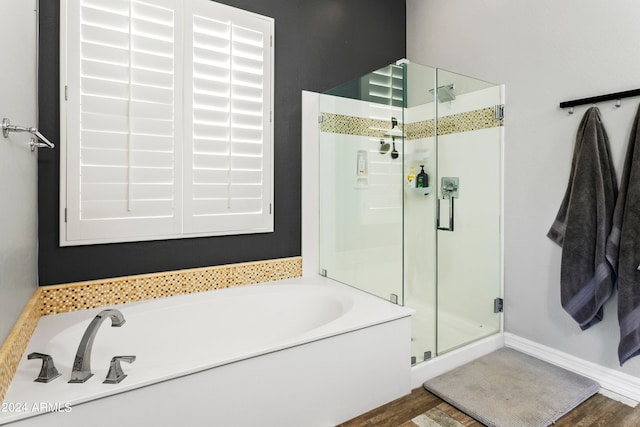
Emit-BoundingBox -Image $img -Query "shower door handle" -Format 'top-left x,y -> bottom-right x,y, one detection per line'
437,177 -> 458,232
436,197 -> 455,232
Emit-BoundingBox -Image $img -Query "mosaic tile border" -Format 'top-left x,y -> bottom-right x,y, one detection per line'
320,113 -> 405,139
0,290 -> 42,404
0,256 -> 302,403
435,107 -> 502,136
321,107 -> 502,140
39,256 -> 303,315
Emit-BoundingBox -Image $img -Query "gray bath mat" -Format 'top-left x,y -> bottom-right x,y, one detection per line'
423,347 -> 599,427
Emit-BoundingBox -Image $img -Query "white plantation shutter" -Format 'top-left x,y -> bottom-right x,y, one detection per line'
61,0 -> 274,245
183,0 -> 273,234
63,0 -> 181,243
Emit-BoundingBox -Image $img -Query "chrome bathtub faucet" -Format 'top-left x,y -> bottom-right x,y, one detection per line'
103,355 -> 136,384
69,309 -> 126,383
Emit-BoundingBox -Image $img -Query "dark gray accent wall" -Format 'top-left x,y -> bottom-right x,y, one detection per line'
38,0 -> 406,285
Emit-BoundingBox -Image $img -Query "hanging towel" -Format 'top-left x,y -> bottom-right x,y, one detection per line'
609,104 -> 640,365
547,106 -> 618,330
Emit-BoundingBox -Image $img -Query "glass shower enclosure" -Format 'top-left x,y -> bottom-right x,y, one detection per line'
318,60 -> 503,364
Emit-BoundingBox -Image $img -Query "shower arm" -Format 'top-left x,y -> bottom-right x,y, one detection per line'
2,118 -> 55,150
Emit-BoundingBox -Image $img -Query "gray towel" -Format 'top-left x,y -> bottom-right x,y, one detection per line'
609,104 -> 640,365
548,106 -> 618,330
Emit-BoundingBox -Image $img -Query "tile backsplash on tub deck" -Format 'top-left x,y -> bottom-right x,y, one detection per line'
39,256 -> 302,315
0,291 -> 42,405
0,256 -> 302,403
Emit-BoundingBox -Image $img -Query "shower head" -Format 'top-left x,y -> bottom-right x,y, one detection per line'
430,83 -> 456,103
379,138 -> 390,154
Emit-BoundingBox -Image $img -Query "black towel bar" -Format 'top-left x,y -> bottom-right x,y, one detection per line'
560,88 -> 640,109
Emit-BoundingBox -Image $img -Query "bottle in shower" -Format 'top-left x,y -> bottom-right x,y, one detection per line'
416,165 -> 428,188
407,165 -> 415,187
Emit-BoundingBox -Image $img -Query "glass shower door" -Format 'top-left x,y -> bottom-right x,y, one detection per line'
318,63 -> 405,304
434,69 -> 503,354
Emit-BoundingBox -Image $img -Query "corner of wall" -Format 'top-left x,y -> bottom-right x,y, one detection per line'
505,333 -> 640,406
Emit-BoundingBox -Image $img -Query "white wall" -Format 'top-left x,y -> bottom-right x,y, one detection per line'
407,0 -> 640,376
0,0 -> 38,342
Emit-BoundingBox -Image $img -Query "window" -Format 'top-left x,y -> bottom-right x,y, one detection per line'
60,0 -> 274,246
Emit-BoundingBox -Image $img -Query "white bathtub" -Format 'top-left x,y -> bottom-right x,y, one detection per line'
1,276 -> 413,426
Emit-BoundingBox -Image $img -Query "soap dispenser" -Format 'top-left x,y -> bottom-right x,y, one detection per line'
416,165 -> 429,189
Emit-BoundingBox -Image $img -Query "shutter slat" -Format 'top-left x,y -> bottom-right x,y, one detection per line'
191,199 -> 262,216
82,7 -> 129,32
81,42 -> 129,69
230,156 -> 262,170
193,154 -> 228,170
131,50 -> 174,72
81,165 -> 174,184
194,77 -> 230,94
82,183 -> 173,201
131,68 -> 173,88
131,34 -> 173,56
193,123 -> 229,139
82,25 -> 130,49
231,127 -> 262,142
230,170 -> 262,185
81,77 -> 129,99
130,84 -> 173,104
81,111 -> 128,133
82,199 -> 174,220
232,141 -> 262,156
193,138 -> 228,154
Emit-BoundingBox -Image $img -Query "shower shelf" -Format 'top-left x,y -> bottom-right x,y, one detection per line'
406,186 -> 432,196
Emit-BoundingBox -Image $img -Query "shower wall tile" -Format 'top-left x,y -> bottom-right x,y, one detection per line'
0,256 -> 302,403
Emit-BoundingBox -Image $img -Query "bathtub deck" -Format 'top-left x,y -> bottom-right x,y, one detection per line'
0,276 -> 414,426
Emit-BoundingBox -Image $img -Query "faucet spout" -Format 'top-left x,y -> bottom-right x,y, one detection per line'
69,309 -> 126,383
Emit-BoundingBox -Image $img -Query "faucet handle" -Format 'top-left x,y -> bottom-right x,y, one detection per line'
103,355 -> 136,384
27,352 -> 62,383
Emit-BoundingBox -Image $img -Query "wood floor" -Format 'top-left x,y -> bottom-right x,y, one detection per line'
339,387 -> 640,426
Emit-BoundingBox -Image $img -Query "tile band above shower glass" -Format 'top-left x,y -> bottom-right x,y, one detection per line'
320,106 -> 502,140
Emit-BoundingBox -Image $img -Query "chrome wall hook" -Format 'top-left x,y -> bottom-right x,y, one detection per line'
2,117 -> 55,149
30,137 -> 53,152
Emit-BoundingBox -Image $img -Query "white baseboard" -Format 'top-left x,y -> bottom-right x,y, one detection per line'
505,333 -> 640,407
411,333 -> 504,389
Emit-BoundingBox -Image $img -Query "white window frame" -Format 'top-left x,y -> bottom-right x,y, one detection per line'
59,0 -> 274,246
